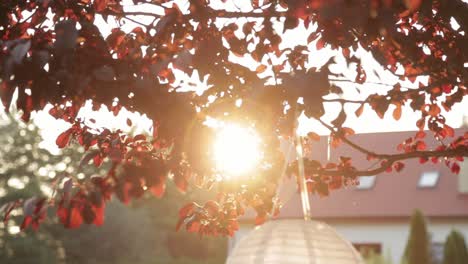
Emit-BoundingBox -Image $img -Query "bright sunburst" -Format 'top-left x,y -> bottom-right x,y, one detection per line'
213,124 -> 262,176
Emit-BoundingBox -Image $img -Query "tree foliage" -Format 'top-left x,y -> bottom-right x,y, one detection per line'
403,209 -> 431,264
443,230 -> 468,264
0,112 -> 75,263
0,113 -> 226,263
0,0 -> 467,235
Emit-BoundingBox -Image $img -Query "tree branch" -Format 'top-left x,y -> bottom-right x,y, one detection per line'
312,146 -> 468,177
322,98 -> 365,104
111,9 -> 291,19
316,118 -> 381,158
310,118 -> 467,177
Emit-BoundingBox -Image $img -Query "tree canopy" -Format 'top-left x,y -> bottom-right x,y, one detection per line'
0,0 -> 467,236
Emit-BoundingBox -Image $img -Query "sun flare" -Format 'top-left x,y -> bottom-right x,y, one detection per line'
213,124 -> 262,176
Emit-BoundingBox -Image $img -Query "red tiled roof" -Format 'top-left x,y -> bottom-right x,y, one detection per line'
254,130 -> 468,220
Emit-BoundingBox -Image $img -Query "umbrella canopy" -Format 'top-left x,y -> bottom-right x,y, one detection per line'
227,219 -> 364,264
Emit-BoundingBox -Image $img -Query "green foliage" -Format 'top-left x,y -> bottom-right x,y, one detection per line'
0,231 -> 64,264
0,114 -> 226,264
52,184 -> 227,264
443,230 -> 468,264
402,209 -> 431,264
0,113 -> 71,264
143,182 -> 227,263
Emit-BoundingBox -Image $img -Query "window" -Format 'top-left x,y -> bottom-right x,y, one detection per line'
353,243 -> 382,258
418,171 -> 440,188
356,176 -> 376,190
431,242 -> 444,264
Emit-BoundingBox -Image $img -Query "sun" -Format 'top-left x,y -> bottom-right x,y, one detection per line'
213,124 -> 262,176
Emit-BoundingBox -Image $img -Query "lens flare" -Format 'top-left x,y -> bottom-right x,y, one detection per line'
213,124 -> 261,176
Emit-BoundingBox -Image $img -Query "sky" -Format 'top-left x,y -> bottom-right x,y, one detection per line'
8,0 -> 468,153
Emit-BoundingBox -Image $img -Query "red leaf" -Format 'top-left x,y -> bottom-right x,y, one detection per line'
316,181 -> 329,197
355,64 -> 366,84
20,216 -> 32,231
179,203 -> 195,218
134,134 -> 147,141
186,219 -> 200,233
174,168 -> 190,193
397,143 -> 404,152
57,203 -> 68,226
242,22 -> 255,35
203,201 -> 219,217
342,47 -> 350,58
94,0 -> 108,12
255,214 -> 266,225
382,160 -> 392,173
342,127 -> 355,136
329,176 -> 343,190
415,141 -> 426,151
227,220 -> 240,237
68,206 -> 83,229
416,117 -> 425,130
355,104 -> 364,117
331,109 -> 346,128
56,128 -> 73,148
427,104 -> 441,117
150,182 -> 165,198
442,84 -> 452,93
251,0 -> 259,8
444,125 -> 454,137
451,163 -> 461,174
394,162 -> 405,172
316,38 -> 325,50
415,131 -> 426,139
256,64 -> 267,73
93,154 -> 103,167
307,132 -> 320,141
393,104 -> 402,121
93,204 -> 105,226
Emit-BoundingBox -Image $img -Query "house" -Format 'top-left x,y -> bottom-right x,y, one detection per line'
228,130 -> 468,264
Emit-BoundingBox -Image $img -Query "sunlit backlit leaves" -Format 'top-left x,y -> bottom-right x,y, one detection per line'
0,0 -> 467,236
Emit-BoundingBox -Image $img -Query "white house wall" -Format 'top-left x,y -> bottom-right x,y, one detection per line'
330,219 -> 468,263
230,219 -> 468,264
